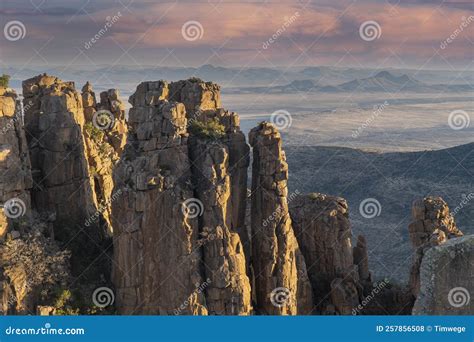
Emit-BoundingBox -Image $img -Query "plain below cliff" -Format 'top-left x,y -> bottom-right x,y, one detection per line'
285,142 -> 474,282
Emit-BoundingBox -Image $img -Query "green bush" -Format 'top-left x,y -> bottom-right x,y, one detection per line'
84,122 -> 104,142
0,74 -> 10,88
188,118 -> 225,140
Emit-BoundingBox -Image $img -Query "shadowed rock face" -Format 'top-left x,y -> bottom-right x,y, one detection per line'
290,193 -> 362,314
22,74 -> 109,279
0,87 -> 32,238
112,81 -> 205,314
249,122 -> 313,315
0,88 -> 70,315
413,235 -> 473,315
408,197 -> 463,297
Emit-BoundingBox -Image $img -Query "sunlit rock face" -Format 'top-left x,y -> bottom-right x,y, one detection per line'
249,122 -> 313,315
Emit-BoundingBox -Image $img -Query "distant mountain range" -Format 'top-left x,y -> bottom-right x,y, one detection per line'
226,71 -> 474,94
4,65 -> 473,95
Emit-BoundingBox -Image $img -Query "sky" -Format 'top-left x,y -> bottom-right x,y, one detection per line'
0,0 -> 473,70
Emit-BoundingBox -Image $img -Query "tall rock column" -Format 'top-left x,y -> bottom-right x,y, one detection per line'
189,138 -> 252,315
290,193 -> 362,314
170,79 -> 251,271
408,197 -> 463,297
112,81 -> 206,314
22,74 -> 106,277
81,83 -> 126,236
249,122 -> 313,315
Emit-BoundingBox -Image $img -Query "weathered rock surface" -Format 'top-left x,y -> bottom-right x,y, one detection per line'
169,78 -> 221,115
97,88 -> 128,154
22,74 -> 108,278
408,197 -> 463,297
113,79 -> 252,315
189,138 -> 251,315
112,81 -> 206,314
0,87 -> 32,238
81,84 -> 126,236
249,122 -> 313,315
290,193 -> 362,314
413,235 -> 473,315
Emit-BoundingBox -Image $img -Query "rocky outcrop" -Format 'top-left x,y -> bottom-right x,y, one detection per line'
189,138 -> 251,315
97,89 -> 128,154
249,122 -> 313,315
290,193 -> 362,314
408,197 -> 463,297
112,79 -> 253,315
112,81 -> 206,314
353,235 -> 372,292
413,235 -> 473,315
169,78 -> 221,116
22,74 -> 108,278
0,87 -> 32,238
